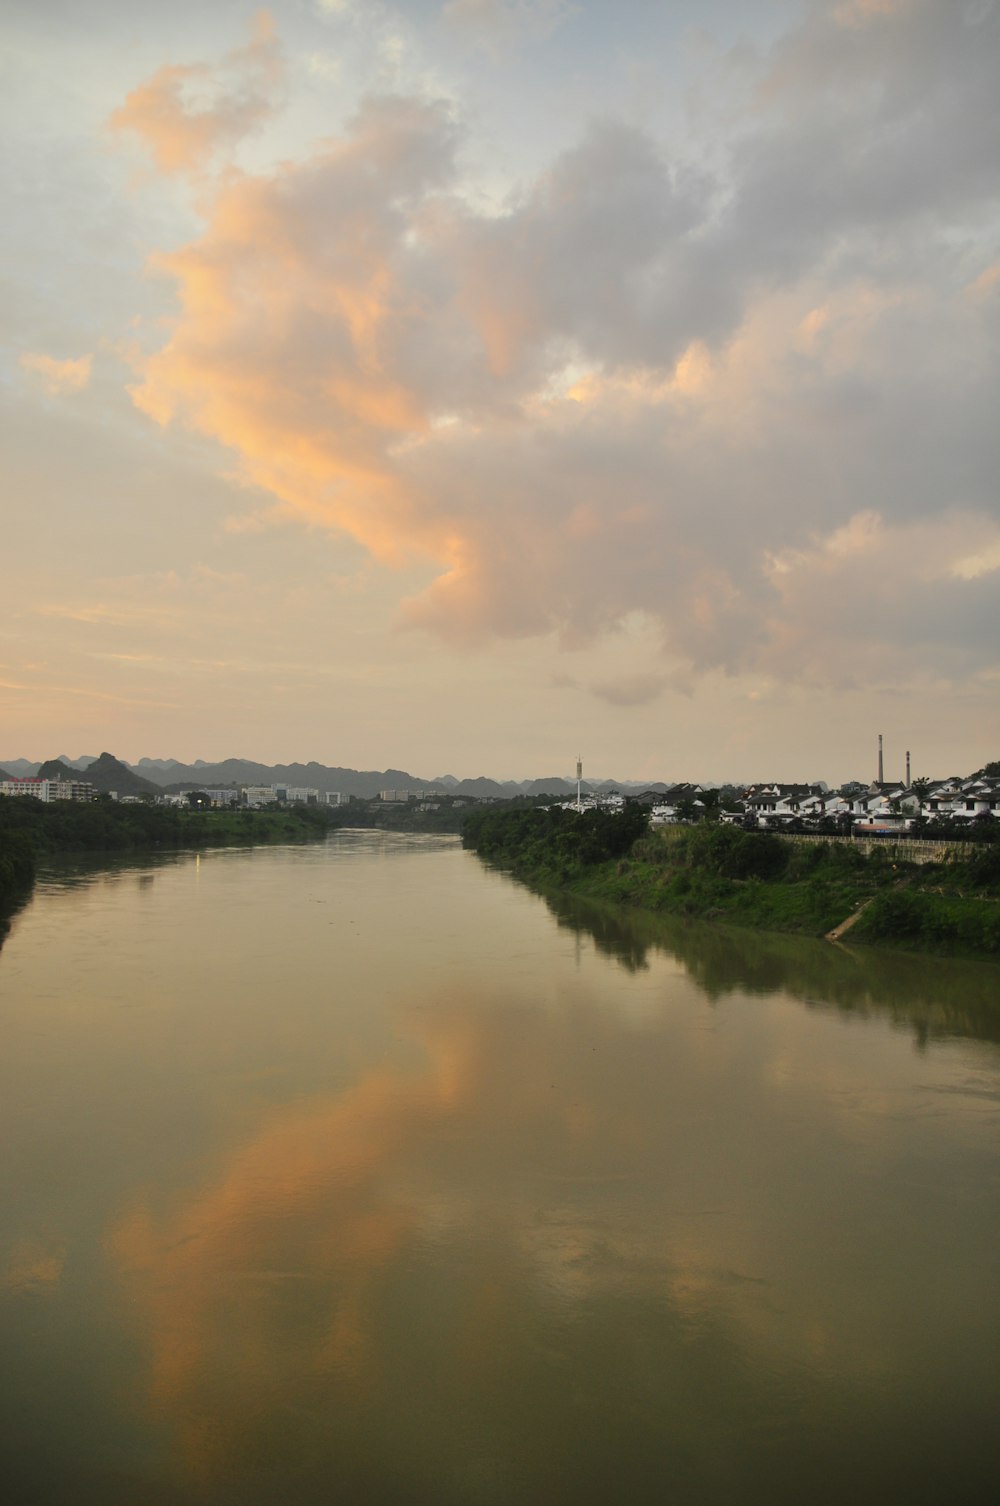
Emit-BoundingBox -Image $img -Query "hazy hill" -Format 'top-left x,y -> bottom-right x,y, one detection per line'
82,753 -> 160,797
0,755 -> 99,777
132,758 -> 673,798
449,777 -> 510,798
37,759 -> 80,782
141,761 -> 648,799
523,776 -> 579,795
3,750 -> 676,799
149,759 -> 442,798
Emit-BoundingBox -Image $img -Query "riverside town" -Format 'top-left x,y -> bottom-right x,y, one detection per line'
3,750 -> 999,839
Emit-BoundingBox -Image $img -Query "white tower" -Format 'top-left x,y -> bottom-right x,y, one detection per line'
576,756 -> 583,811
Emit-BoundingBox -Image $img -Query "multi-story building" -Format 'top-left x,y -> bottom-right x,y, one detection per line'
0,778 -> 96,802
242,786 -> 278,807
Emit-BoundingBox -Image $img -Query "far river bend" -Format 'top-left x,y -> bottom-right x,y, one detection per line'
1,831 -> 999,1505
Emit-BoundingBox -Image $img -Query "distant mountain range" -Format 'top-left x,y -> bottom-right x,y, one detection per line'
1,752 -> 671,799
37,754 -> 160,797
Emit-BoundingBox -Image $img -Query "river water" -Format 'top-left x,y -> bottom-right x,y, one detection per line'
1,831 -> 999,1505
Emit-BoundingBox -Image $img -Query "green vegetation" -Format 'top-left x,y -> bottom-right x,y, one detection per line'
462,801 -> 650,876
463,809 -> 1000,961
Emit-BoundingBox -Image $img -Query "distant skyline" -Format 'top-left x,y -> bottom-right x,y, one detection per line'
3,1 -> 998,783
0,733 -> 976,789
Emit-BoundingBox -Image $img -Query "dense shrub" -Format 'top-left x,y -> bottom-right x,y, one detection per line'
463,802 -> 650,872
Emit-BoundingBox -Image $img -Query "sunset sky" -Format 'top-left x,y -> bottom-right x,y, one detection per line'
3,0 -> 998,782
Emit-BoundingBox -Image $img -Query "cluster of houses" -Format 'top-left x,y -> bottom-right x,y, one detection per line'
560,773 -> 1000,834
731,775 -> 1000,833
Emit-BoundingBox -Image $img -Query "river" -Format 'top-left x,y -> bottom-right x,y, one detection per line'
1,831 -> 998,1505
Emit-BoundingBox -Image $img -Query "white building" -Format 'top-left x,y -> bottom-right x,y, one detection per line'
242,786 -> 278,808
0,778 -> 96,803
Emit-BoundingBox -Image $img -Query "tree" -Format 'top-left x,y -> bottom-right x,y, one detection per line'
700,788 -> 721,821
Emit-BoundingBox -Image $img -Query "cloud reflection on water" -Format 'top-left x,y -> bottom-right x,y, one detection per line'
107,954 -> 1000,1502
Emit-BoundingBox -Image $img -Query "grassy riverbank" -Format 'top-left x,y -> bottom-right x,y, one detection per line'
462,807 -> 1000,960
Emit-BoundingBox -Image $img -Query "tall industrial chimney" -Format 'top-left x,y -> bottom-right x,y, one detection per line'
878,733 -> 884,785
906,750 -> 911,786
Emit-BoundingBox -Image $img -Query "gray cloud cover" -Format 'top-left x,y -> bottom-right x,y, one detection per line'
121,0 -> 1000,693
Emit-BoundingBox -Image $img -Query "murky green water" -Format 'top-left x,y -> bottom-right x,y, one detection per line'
1,832 -> 999,1505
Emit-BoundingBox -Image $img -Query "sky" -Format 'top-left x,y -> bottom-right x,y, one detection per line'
2,0 -> 998,783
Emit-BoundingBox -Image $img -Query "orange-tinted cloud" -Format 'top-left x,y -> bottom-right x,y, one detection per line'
20,351 -> 92,394
110,12 -> 283,175
113,8 -> 1000,692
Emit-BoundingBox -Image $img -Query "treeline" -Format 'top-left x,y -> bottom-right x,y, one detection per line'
0,797 -> 335,908
463,807 -> 1000,959
462,802 -> 651,875
322,801 -> 472,835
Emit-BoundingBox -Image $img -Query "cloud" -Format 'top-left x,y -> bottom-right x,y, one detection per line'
762,510 -> 1000,684
20,351 -> 92,394
832,0 -> 912,26
115,1 -> 1000,691
439,0 -> 577,58
589,674 -> 667,708
109,11 -> 284,175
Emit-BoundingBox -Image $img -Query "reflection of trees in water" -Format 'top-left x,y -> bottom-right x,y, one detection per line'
0,886 -> 32,954
544,887 -> 654,974
536,883 -> 1000,1047
0,850 -> 187,954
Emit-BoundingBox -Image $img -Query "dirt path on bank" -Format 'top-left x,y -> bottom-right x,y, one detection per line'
826,898 -> 876,943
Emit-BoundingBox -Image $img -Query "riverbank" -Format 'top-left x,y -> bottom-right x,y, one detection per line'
0,798 -> 338,912
462,807 -> 1000,960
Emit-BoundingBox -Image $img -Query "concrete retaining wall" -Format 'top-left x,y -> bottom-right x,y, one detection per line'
776,833 -> 975,866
